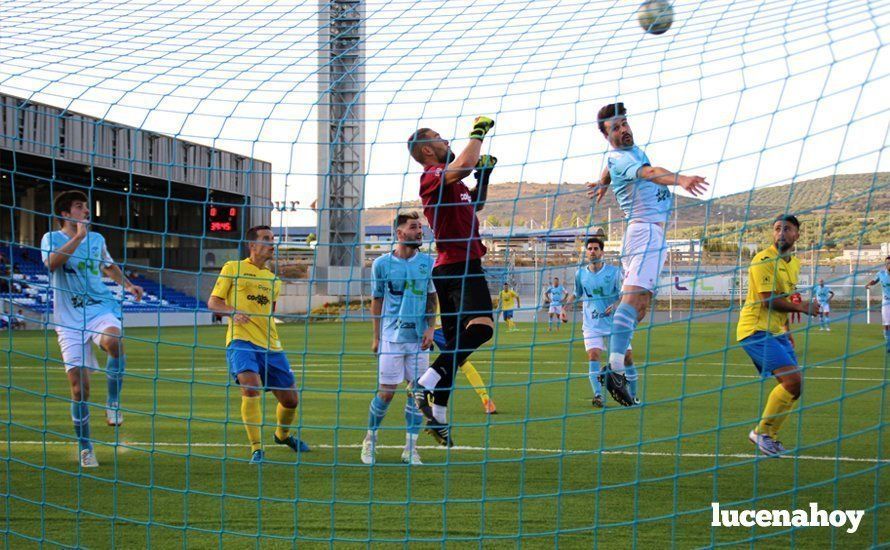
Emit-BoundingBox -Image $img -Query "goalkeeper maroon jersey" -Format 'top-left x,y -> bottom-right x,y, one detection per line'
419,163 -> 486,267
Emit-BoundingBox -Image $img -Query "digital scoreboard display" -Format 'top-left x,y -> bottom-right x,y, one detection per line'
208,205 -> 239,232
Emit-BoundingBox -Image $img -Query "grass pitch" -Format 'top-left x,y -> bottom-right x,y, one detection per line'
1,319 -> 887,548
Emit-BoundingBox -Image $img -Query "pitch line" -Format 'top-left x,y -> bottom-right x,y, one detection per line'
7,440 -> 886,464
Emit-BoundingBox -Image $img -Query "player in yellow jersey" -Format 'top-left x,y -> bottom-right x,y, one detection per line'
737,215 -> 819,458
498,282 -> 520,332
432,308 -> 498,415
207,225 -> 310,464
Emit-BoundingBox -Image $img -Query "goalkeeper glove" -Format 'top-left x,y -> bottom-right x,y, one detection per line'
469,116 -> 495,141
474,154 -> 497,179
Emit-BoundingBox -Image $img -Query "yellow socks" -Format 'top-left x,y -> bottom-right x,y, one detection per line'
460,360 -> 490,403
241,395 -> 263,452
275,402 -> 297,441
757,384 -> 797,439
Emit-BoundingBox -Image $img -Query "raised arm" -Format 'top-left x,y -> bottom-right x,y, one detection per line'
43,224 -> 87,272
586,167 -> 612,202
443,117 -> 494,185
638,165 -> 708,196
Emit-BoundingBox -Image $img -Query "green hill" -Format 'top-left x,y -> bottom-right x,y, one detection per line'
365,172 -> 889,246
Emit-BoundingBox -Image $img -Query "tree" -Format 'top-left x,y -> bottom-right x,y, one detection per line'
486,214 -> 502,227
306,233 -> 317,245
552,214 -> 565,229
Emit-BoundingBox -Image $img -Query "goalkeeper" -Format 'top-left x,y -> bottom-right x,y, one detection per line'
407,116 -> 497,446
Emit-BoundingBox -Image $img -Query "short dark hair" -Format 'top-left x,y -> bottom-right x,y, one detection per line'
597,102 -> 626,135
407,128 -> 433,163
54,190 -> 89,222
774,214 -> 800,229
246,225 -> 272,242
393,211 -> 421,232
585,236 -> 605,249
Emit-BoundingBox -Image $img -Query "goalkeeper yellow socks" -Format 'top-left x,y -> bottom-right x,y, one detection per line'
275,402 -> 297,441
757,384 -> 796,439
241,395 -> 263,452
460,360 -> 490,403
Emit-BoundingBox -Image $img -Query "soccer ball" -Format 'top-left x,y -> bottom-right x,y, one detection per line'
638,0 -> 674,35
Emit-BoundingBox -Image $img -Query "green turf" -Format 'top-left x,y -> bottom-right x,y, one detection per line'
1,320 -> 887,547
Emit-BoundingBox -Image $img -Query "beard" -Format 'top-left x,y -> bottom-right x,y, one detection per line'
437,148 -> 455,164
406,241 -> 422,250
775,239 -> 793,253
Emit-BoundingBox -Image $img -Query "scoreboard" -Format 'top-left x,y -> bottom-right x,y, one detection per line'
208,205 -> 239,232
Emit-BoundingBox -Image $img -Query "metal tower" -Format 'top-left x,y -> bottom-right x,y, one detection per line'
316,0 -> 365,294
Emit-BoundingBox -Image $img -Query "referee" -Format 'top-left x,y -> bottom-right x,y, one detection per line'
406,116 -> 497,446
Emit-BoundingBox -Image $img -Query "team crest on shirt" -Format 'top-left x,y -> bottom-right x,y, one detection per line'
460,192 -> 471,203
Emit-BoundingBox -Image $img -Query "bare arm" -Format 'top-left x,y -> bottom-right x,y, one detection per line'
443,139 -> 482,185
370,297 -> 383,352
426,292 -> 438,329
44,225 -> 87,272
586,167 -> 612,202
638,165 -> 708,196
208,295 -> 249,325
758,291 -> 818,315
102,263 -> 143,301
865,278 -> 878,288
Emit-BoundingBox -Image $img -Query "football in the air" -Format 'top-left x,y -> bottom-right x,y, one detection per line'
638,0 -> 674,35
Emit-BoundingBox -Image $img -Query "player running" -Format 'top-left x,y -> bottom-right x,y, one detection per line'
41,191 -> 144,468
591,102 -> 708,406
498,282 -> 520,332
812,279 -> 835,331
407,116 -> 497,446
737,215 -> 819,457
363,212 -> 436,465
864,256 -> 890,353
207,225 -> 310,464
567,237 -> 637,407
545,278 -> 568,332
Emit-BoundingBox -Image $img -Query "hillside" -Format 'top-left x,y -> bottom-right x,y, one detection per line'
365,173 -> 889,237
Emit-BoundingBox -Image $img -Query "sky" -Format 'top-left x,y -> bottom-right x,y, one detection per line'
1,0 -> 888,227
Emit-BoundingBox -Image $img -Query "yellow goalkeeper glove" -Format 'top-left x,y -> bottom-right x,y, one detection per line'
469,116 -> 495,141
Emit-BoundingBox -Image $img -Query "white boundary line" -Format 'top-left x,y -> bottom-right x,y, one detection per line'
8,440 -> 886,464
5,365 -> 888,382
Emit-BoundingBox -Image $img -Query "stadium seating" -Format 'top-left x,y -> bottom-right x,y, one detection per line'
0,244 -> 204,314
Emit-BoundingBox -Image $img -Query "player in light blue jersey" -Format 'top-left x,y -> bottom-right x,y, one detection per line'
41,191 -> 143,468
545,278 -> 568,332
363,212 -> 437,465
812,279 -> 835,331
588,102 -> 708,404
865,256 -> 890,352
567,237 -> 637,407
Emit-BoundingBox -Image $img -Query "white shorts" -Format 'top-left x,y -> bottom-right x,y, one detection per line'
882,303 -> 890,325
55,312 -> 121,372
818,301 -> 830,314
583,331 -> 632,353
549,304 -> 563,315
378,340 -> 430,386
621,222 -> 666,292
